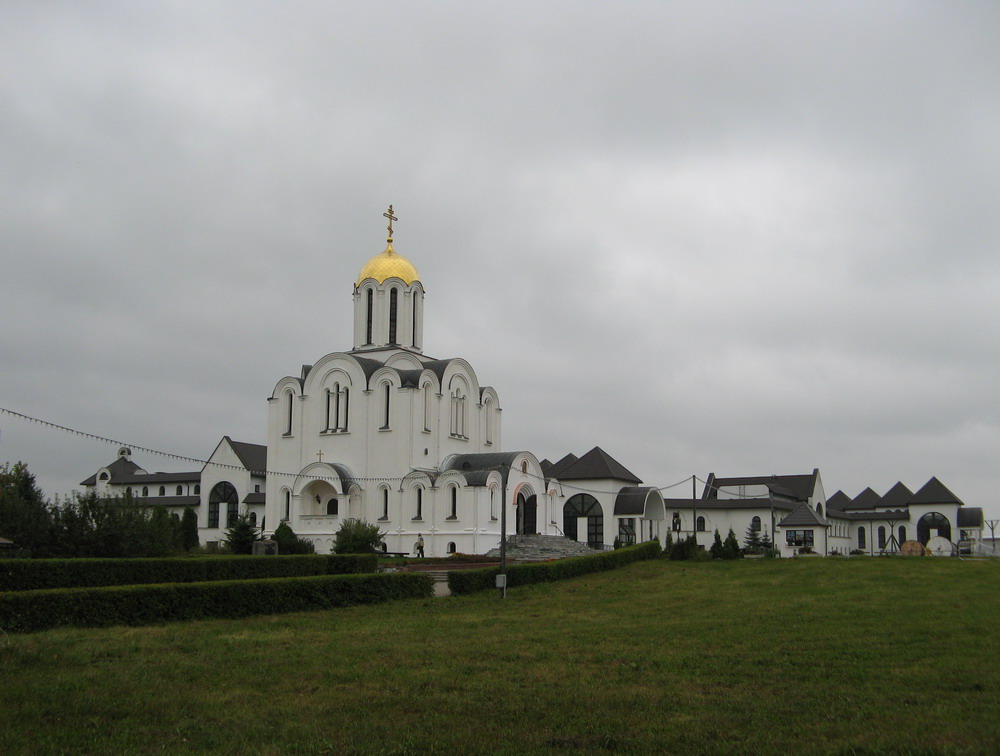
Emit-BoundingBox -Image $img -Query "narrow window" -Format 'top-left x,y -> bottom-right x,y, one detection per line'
388,288 -> 398,344
899,526 -> 907,543
285,391 -> 294,435
325,387 -> 334,431
341,387 -> 350,431
208,501 -> 219,528
858,527 -> 866,549
447,541 -> 456,554
484,399 -> 493,444
159,486 -> 165,496
877,526 -> 886,549
142,486 -> 149,497
490,487 -> 497,520
250,512 -> 257,526
414,488 -> 422,520
327,498 -> 339,516
380,488 -> 389,520
382,383 -> 391,428
412,294 -> 419,348
176,485 -> 183,496
751,516 -> 761,533
449,487 -> 458,519
227,499 -> 239,527
696,515 -> 706,532
194,484 -> 200,495
365,289 -> 373,345
423,384 -> 432,431
284,490 -> 291,520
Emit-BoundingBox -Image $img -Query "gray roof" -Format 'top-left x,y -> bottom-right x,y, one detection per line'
702,470 -> 819,502
778,503 -> 829,528
880,481 -> 914,510
227,438 -> 267,475
242,492 -> 266,505
134,495 -> 200,507
543,453 -> 578,480
826,491 -> 852,511
846,487 -> 882,510
80,455 -> 144,486
440,452 -> 524,487
910,477 -> 964,506
663,497 -> 797,512
614,487 -> 658,516
549,447 -> 642,484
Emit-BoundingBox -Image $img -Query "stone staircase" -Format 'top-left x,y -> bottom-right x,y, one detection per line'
484,534 -> 601,562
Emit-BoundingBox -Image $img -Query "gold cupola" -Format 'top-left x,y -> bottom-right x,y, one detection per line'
355,242 -> 420,286
356,204 -> 419,286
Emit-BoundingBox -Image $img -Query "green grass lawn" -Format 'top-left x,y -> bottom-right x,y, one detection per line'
1,557 -> 998,754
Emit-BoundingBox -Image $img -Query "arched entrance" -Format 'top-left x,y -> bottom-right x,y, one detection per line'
516,493 -> 538,535
564,494 -> 603,548
917,512 -> 951,545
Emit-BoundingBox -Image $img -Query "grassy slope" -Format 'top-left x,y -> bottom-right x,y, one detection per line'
1,558 -> 998,755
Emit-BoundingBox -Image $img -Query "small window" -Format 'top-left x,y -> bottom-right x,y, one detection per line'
447,542 -> 457,554
521,460 -> 528,474
696,516 -> 706,532
249,512 -> 257,526
448,487 -> 458,519
142,486 -> 149,497
858,527 -> 866,549
176,485 -> 183,496
99,472 -> 109,481
380,488 -> 389,520
618,518 -> 636,545
159,486 -> 166,497
254,484 -> 260,493
899,526 -> 907,543
877,526 -> 886,549
414,487 -> 423,520
283,490 -> 291,520
327,498 -> 339,516
194,484 -> 200,495
751,516 -> 761,533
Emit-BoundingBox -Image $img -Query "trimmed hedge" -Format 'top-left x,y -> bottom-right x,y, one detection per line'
447,540 -> 662,595
0,571 -> 434,633
0,554 -> 377,592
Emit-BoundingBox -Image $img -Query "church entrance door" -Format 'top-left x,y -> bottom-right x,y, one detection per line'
516,494 -> 538,535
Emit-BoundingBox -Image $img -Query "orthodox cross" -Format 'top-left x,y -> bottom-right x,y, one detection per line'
383,204 -> 397,243
316,450 -> 325,462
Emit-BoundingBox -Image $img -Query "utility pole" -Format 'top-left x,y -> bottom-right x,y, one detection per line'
692,475 -> 698,550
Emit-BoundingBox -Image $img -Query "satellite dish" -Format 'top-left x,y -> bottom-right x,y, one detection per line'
926,536 -> 955,556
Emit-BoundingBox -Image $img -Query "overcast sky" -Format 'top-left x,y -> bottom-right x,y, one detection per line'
2,1 -> 998,521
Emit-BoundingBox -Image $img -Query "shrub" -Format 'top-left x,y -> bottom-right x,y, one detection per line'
0,572 -> 434,633
273,522 -> 316,554
224,512 -> 260,554
448,540 -> 661,596
709,530 -> 725,559
0,554 -> 377,592
723,529 -> 743,559
333,518 -> 386,555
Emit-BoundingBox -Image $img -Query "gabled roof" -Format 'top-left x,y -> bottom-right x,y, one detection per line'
440,452 -> 525,487
544,453 -> 578,480
826,491 -> 852,512
549,447 -> 642,484
846,487 -> 881,510
910,477 -> 964,506
702,470 -> 819,502
228,439 -> 267,475
778,503 -> 828,528
879,481 -> 914,510
80,455 -> 145,486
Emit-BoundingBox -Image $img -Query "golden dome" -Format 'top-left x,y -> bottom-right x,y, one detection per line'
356,243 -> 420,286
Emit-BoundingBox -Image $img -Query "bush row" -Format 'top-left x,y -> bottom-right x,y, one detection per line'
0,571 -> 434,633
447,540 -> 662,596
0,553 -> 378,592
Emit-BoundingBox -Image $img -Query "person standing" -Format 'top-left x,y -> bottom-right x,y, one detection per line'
415,533 -> 425,558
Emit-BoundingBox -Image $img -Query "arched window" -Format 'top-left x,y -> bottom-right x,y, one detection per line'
326,387 -> 336,431
381,383 -> 391,429
816,502 -> 824,517
341,387 -> 349,430
563,494 -> 603,548
423,383 -> 432,431
447,542 -> 456,554
176,485 -> 183,496
99,472 -> 109,481
858,527 -> 866,550
388,288 -> 398,344
283,489 -> 291,520
696,516 -> 706,532
449,487 -> 458,519
209,482 -> 238,528
365,288 -> 373,345
917,512 -> 951,545
751,516 -> 761,533
484,399 -> 494,444
194,484 -> 200,495
877,526 -> 886,549
158,486 -> 166,497
899,526 -> 907,543
142,486 -> 149,497
413,487 -> 423,520
126,487 -> 133,497
285,390 -> 294,435
490,487 -> 497,520
380,487 -> 389,520
521,460 -> 528,474
450,387 -> 466,438
412,293 -> 420,348
326,498 -> 339,516
249,512 -> 257,526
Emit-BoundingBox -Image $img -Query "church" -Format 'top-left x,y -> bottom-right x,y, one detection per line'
79,207 -> 981,559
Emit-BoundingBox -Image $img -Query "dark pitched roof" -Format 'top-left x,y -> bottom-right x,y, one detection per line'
662,497 -> 795,512
134,495 -> 200,507
879,481 -> 914,510
826,491 -> 852,511
702,470 -> 819,502
242,492 -> 266,505
544,453 -> 578,480
228,439 -> 267,475
778,503 -> 828,528
80,455 -> 145,486
910,477 -> 964,506
550,447 -> 642,484
846,487 -> 882,510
